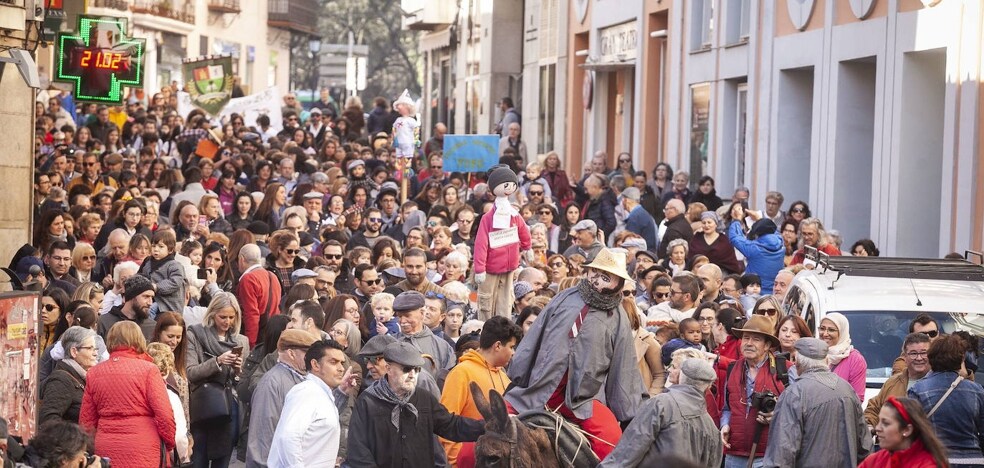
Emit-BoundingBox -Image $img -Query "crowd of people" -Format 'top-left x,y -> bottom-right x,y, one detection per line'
3,84 -> 980,468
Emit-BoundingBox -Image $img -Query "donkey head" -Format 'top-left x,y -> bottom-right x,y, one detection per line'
470,382 -> 559,468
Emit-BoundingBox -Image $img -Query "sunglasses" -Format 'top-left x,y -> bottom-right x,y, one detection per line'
426,221 -> 438,227
362,278 -> 382,286
549,262 -> 565,268
425,291 -> 447,300
529,191 -> 543,196
401,365 -> 421,373
791,208 -> 805,213
284,249 -> 299,255
431,165 -> 442,170
368,217 -> 382,223
621,290 -> 633,297
82,162 -> 97,167
757,308 -> 778,316
920,330 -> 939,338
42,303 -> 58,312
654,292 -> 670,299
324,254 -> 343,259
619,159 -> 631,163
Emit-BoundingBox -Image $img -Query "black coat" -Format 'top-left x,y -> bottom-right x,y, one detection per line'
660,214 -> 694,259
347,385 -> 485,467
39,360 -> 85,424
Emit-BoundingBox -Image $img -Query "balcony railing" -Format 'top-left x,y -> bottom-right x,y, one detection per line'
401,0 -> 454,31
131,0 -> 196,24
90,0 -> 129,11
208,0 -> 241,14
268,0 -> 319,35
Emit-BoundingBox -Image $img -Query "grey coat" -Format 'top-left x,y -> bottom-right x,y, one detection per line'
505,287 -> 646,421
397,327 -> 456,376
599,384 -> 722,467
139,256 -> 186,314
762,368 -> 872,468
245,362 -> 306,467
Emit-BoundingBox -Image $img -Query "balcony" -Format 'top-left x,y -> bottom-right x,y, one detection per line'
131,0 -> 196,24
268,0 -> 319,35
208,0 -> 241,14
90,0 -> 130,11
401,0 -> 455,31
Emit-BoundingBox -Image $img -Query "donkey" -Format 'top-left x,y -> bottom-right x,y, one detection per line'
470,382 -> 561,468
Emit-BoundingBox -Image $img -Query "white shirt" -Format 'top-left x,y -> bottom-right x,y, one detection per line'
267,373 -> 340,467
167,387 -> 190,463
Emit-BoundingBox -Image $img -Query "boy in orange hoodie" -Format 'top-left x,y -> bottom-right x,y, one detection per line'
439,316 -> 524,467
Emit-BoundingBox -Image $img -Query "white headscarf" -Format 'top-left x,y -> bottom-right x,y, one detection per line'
823,312 -> 854,366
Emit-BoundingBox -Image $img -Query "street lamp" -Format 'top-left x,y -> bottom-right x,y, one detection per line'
308,37 -> 321,101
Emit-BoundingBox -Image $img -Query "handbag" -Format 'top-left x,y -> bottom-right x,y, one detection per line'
189,381 -> 233,424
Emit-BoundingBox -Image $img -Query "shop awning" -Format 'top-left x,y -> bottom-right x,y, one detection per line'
579,60 -> 636,71
420,28 -> 452,52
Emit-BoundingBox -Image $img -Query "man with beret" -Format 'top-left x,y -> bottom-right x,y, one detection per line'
763,338 -> 871,468
601,358 -> 723,467
393,291 -> 456,381
268,339 -> 360,466
98,274 -> 157,341
348,342 -> 485,467
302,191 -> 329,238
246,329 -> 319,467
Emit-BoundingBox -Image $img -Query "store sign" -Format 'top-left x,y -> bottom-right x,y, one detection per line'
55,16 -> 145,104
599,21 -> 638,63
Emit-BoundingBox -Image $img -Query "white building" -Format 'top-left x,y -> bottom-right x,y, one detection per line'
664,0 -> 984,256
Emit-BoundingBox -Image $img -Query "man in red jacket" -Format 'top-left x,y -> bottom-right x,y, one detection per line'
236,244 -> 281,347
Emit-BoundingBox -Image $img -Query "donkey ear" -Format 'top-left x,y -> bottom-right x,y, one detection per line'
470,381 -> 494,422
488,388 -> 512,434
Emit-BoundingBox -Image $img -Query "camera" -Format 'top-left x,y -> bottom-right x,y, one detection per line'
750,390 -> 777,413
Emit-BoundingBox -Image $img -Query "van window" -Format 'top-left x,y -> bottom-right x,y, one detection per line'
784,285 -> 815,330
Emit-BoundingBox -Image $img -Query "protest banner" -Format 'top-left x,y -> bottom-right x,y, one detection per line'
178,86 -> 283,130
442,135 -> 500,173
182,55 -> 234,116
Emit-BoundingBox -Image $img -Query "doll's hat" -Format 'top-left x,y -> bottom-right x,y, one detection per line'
582,248 -> 632,282
487,166 -> 519,191
393,89 -> 415,111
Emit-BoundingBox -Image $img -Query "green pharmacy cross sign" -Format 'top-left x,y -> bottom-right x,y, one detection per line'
55,16 -> 145,104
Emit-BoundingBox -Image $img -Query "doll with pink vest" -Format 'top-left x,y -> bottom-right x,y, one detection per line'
474,165 -> 532,319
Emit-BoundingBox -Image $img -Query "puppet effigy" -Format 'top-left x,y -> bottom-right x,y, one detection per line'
392,89 -> 420,202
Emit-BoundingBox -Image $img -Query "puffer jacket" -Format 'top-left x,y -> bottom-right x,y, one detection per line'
728,221 -> 785,294
79,348 -> 176,468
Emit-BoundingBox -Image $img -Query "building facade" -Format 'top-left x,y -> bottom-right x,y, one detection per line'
406,0 -> 524,140
520,0 -> 569,157
661,0 -> 984,256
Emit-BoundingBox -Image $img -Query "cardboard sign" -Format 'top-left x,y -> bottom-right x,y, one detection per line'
488,226 -> 520,249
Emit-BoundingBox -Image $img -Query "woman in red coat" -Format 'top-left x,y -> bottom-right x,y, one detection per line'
858,396 -> 949,468
80,321 -> 176,468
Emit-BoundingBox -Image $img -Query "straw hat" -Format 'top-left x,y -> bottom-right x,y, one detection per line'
582,248 -> 632,282
732,315 -> 781,348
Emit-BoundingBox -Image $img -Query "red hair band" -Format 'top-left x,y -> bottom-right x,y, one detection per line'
886,396 -> 913,426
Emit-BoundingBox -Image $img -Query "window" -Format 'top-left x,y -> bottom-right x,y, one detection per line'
726,0 -> 751,44
689,83 -> 711,184
691,0 -> 714,51
537,64 -> 556,154
735,84 -> 748,188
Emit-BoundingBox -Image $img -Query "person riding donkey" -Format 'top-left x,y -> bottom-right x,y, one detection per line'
504,247 -> 646,460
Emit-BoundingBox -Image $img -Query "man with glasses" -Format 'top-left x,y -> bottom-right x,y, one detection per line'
280,93 -> 303,118
889,314 -> 941,375
864,332 -> 931,435
417,153 -> 447,184
647,274 -> 700,324
498,122 -> 528,163
276,157 -> 297,194
452,205 -> 476,247
348,207 -> 385,250
525,180 -> 549,207
321,241 -> 353,294
278,112 -> 300,139
763,191 -> 786,228
375,187 -> 400,231
67,152 -> 118,196
349,341 -> 484,467
352,264 -> 383,310
306,107 -> 328,148
44,241 -> 81,294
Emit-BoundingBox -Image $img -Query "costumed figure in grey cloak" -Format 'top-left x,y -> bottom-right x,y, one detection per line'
763,337 -> 872,468
505,247 -> 646,460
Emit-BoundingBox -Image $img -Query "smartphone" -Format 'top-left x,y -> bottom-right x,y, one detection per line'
197,268 -> 212,280
199,215 -> 208,226
231,346 -> 244,357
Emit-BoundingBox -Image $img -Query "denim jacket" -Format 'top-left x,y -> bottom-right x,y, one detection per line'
909,371 -> 984,459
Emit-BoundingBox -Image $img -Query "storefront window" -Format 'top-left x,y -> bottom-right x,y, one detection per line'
689,83 -> 710,185
537,64 -> 556,154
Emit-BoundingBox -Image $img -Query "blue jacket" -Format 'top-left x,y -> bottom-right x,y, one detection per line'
910,371 -> 984,460
727,221 -> 784,294
625,205 -> 659,251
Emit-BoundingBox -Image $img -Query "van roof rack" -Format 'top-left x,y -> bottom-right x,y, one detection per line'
805,246 -> 984,282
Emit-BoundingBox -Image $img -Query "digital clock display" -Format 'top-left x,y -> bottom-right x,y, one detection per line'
55,16 -> 145,104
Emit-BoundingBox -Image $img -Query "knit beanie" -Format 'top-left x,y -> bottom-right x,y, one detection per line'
124,274 -> 155,302
747,218 -> 778,240
487,166 -> 518,193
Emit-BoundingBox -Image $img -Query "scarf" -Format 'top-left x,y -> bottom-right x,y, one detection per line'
365,375 -> 417,431
492,197 -> 517,229
824,312 -> 855,366
62,358 -> 88,380
577,278 -> 621,311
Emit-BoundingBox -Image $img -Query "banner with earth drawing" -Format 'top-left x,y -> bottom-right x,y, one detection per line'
182,55 -> 234,116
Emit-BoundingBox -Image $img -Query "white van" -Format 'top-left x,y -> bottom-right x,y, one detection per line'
781,248 -> 984,402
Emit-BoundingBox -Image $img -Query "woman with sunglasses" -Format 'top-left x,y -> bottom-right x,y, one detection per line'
859,397 -> 949,468
265,230 -> 304,293
71,243 -> 97,283
785,200 -> 812,226
751,295 -> 783,328
818,312 -> 868,401
40,289 -> 70,353
545,254 -> 570,289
